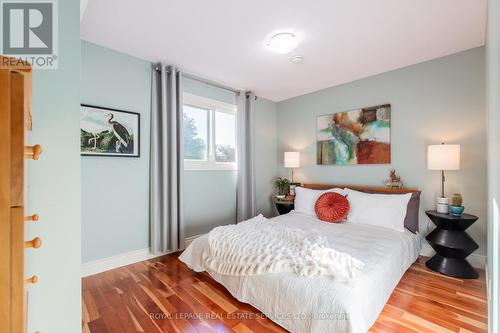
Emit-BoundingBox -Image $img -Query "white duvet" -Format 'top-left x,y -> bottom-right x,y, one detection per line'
179,212 -> 421,333
202,214 -> 364,281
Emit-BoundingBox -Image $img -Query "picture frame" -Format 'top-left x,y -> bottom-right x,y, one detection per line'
80,104 -> 140,157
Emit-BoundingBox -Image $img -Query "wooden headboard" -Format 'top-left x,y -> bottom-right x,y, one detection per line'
303,183 -> 418,194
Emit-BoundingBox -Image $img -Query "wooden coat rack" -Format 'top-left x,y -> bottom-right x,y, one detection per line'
1,56 -> 41,333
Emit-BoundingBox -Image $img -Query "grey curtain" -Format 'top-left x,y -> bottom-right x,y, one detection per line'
236,91 -> 257,222
150,64 -> 185,254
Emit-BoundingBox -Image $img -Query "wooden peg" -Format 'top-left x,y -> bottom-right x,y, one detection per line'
25,214 -> 39,222
24,237 -> 42,249
24,144 -> 42,160
25,275 -> 38,285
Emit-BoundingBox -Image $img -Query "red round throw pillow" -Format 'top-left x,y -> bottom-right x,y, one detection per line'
314,192 -> 350,223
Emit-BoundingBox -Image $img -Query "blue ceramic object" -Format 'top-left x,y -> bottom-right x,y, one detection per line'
449,205 -> 465,217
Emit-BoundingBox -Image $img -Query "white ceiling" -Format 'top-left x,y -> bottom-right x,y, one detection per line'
81,0 -> 486,102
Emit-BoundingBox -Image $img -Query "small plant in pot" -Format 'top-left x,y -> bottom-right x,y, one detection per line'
275,177 -> 290,199
450,193 -> 465,216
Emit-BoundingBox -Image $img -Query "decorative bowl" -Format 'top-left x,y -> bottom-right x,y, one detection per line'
449,205 -> 465,217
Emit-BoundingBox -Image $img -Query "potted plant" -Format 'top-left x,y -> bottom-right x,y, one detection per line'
275,177 -> 290,198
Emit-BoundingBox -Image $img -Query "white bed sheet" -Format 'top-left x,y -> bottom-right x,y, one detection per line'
179,212 -> 421,333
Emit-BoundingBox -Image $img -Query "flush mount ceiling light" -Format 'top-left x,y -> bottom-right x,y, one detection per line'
266,32 -> 299,54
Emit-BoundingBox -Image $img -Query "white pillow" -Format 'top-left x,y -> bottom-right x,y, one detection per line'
294,186 -> 345,216
345,188 -> 411,232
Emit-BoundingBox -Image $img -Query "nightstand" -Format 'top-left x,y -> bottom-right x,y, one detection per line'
425,210 -> 479,279
273,197 -> 294,215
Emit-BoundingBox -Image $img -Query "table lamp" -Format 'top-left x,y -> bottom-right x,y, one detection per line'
284,152 -> 300,182
427,143 -> 460,213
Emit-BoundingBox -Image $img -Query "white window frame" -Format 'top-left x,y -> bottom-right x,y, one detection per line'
183,93 -> 237,171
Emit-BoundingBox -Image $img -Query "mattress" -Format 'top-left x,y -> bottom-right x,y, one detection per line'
179,212 -> 421,333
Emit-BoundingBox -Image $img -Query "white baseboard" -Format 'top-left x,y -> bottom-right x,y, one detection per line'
185,234 -> 204,247
420,242 -> 486,269
81,248 -> 164,277
81,234 -> 205,278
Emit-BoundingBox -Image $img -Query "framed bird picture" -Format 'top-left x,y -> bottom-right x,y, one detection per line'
80,104 -> 140,157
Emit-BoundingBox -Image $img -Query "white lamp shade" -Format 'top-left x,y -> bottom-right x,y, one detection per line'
284,152 -> 300,168
427,144 -> 460,170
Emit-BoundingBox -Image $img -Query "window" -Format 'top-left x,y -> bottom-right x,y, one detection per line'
215,111 -> 236,163
183,93 -> 237,170
183,104 -> 209,161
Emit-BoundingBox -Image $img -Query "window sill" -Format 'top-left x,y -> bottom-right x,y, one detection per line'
184,161 -> 237,171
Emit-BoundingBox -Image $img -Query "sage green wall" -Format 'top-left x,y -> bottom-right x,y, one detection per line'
277,47 -> 487,255
81,42 -> 278,260
26,1 -> 81,332
81,41 -> 152,263
183,171 -> 237,236
183,77 -> 236,105
255,97 -> 279,218
486,0 -> 500,330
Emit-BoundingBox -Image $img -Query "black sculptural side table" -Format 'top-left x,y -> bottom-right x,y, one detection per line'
425,210 -> 479,279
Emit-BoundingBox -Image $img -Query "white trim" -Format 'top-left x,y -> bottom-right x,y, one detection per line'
183,93 -> 236,113
81,234 -> 206,277
81,248 -> 164,277
420,242 -> 486,269
185,234 -> 205,247
486,263 -> 490,302
184,160 -> 237,171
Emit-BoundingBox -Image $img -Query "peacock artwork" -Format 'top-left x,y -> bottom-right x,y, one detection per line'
80,105 -> 140,157
316,104 -> 391,165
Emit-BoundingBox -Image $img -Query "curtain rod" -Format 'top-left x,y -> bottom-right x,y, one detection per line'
154,65 -> 240,94
184,73 -> 239,94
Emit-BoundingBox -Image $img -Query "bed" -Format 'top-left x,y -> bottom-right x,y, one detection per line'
179,185 -> 422,333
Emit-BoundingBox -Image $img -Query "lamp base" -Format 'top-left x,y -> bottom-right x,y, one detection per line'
436,197 -> 449,214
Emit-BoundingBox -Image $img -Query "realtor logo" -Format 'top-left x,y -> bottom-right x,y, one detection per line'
1,0 -> 58,69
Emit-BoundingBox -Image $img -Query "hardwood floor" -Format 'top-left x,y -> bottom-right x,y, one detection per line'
82,254 -> 487,333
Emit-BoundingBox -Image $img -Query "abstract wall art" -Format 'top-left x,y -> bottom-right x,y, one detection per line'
317,104 -> 391,165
